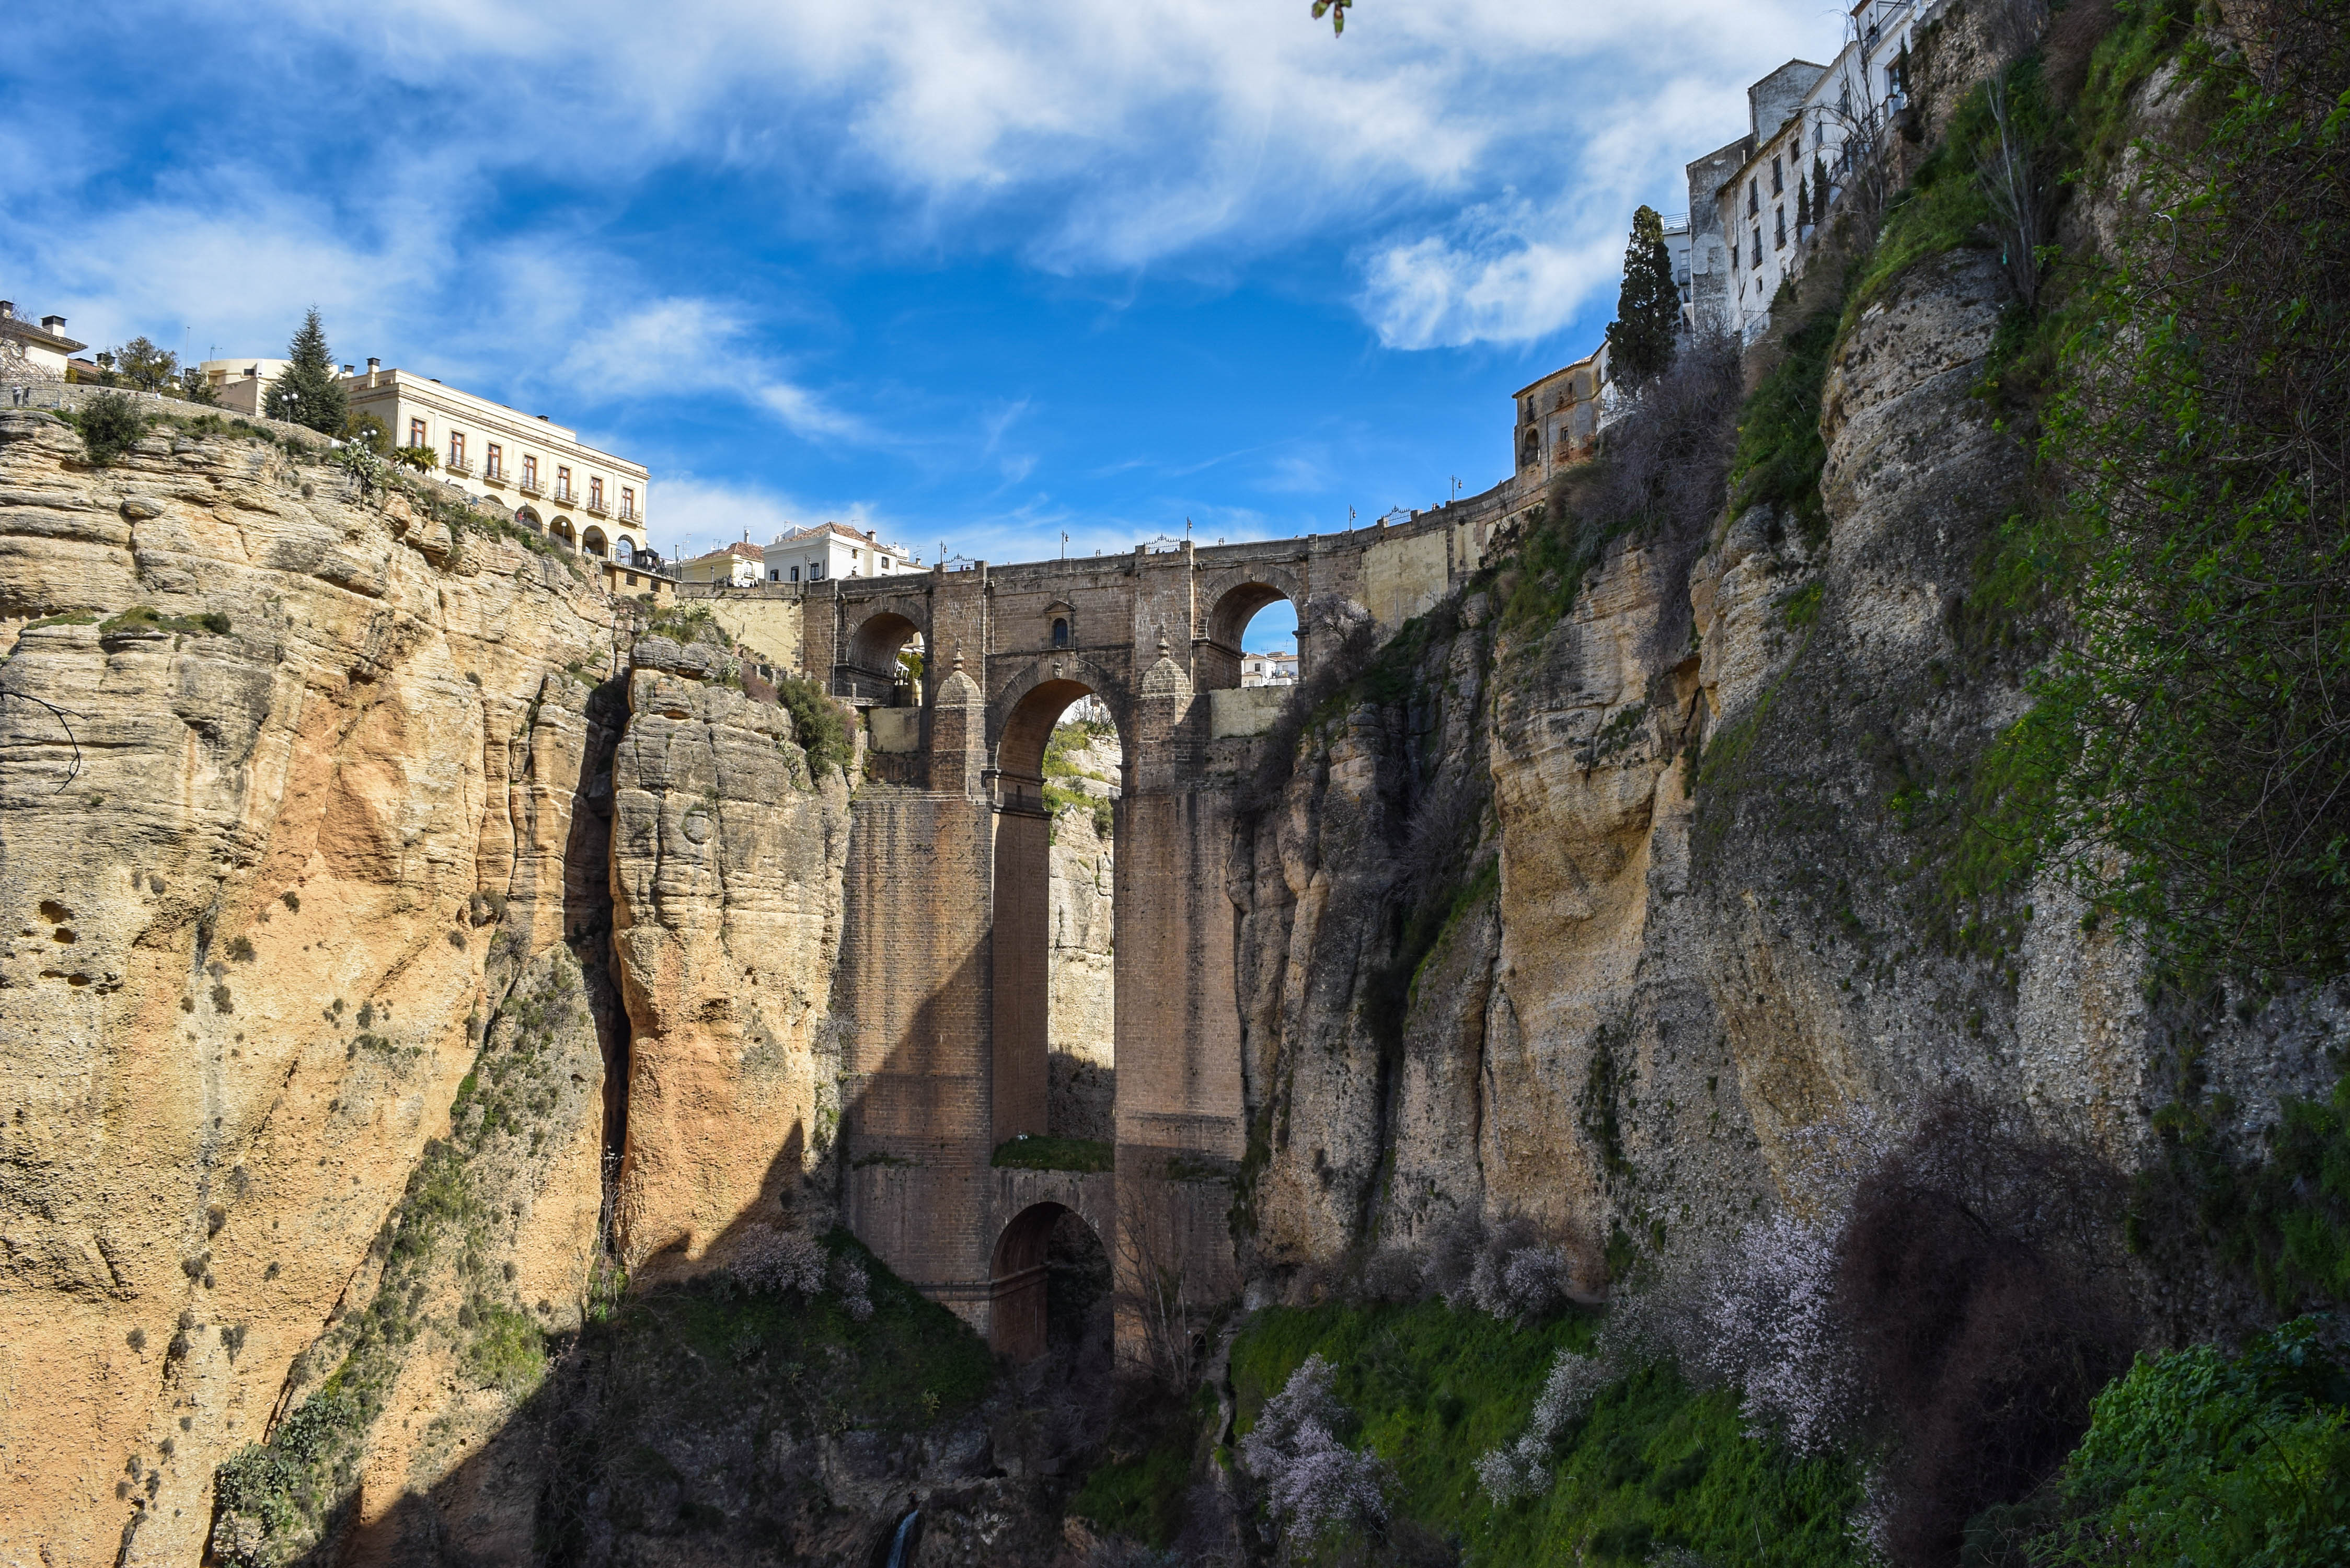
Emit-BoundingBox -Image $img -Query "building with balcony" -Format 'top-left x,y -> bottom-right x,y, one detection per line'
1240,649 -> 1298,687
340,363 -> 652,562
762,522 -> 915,584
198,354 -> 656,561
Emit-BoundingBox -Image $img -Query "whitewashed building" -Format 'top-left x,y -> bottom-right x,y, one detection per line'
1240,649 -> 1299,687
1711,1 -> 1938,343
0,302 -> 86,382
763,522 -> 916,584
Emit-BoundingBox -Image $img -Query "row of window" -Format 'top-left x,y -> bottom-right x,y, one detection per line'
405,418 -> 637,519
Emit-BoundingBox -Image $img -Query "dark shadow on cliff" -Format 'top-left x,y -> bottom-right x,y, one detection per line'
327,1131 -> 1007,1567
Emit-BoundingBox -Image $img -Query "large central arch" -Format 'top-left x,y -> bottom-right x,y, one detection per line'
988,667 -> 1123,1146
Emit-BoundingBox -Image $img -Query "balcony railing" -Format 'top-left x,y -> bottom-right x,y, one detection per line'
554,486 -> 574,504
481,465 -> 506,485
585,499 -> 610,517
446,459 -> 474,477
518,480 -> 543,497
620,504 -> 638,522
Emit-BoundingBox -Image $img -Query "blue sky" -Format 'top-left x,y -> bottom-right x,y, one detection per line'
3,0 -> 1846,653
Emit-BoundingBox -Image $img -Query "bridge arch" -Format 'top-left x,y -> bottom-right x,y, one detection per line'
987,660 -> 1125,1152
990,1199 -> 1110,1362
845,608 -> 926,706
1199,572 -> 1303,691
989,653 -> 1132,778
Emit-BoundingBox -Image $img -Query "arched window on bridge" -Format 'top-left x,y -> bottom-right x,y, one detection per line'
845,612 -> 924,708
1051,616 -> 1070,650
1201,581 -> 1299,692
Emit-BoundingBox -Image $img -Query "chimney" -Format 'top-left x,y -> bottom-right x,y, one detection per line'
41,316 -> 65,335
340,363 -> 353,375
365,358 -> 379,387
0,302 -> 13,320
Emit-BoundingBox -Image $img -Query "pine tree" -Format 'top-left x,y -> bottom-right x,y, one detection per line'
264,308 -> 349,434
1604,205 -> 1680,389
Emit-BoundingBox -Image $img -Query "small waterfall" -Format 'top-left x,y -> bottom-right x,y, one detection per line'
884,1508 -> 920,1568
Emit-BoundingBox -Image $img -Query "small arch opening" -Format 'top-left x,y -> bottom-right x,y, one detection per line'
582,525 -> 610,558
846,612 -> 924,707
1202,582 -> 1297,691
990,1202 -> 1111,1365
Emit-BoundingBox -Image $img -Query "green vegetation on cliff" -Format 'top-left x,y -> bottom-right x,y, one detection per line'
1230,1302 -> 1863,1566
209,952 -> 598,1566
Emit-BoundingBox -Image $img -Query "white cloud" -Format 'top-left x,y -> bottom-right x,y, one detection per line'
4,0 -> 1861,490
552,296 -> 872,444
135,0 -> 1841,343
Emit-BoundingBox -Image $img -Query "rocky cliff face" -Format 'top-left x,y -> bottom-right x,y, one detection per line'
0,410 -> 860,1566
1228,249 -> 2342,1319
607,633 -> 852,1279
0,409 -> 631,1564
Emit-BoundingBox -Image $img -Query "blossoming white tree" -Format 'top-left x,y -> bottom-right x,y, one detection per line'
1241,1355 -> 1391,1551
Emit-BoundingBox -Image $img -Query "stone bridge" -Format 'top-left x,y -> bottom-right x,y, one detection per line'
788,504 -> 1516,1359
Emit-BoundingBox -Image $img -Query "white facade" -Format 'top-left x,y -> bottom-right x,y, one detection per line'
196,358 -> 294,413
1718,2 -> 1934,343
0,302 -> 86,378
1240,650 -> 1298,687
679,542 -> 767,587
343,366 -> 651,563
762,523 -> 915,584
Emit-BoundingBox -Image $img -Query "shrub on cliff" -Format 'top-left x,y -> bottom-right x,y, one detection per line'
1670,1092 -> 2132,1566
1422,1213 -> 1579,1326
773,667 -> 850,780
74,390 -> 148,466
1835,1094 -> 2133,1564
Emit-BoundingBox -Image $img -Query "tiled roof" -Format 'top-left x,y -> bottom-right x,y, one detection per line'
685,541 -> 766,564
0,315 -> 87,354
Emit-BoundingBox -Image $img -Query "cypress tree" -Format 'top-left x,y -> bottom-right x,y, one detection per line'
264,308 -> 349,434
1796,174 -> 1812,229
1813,153 -> 1833,220
1604,205 -> 1680,389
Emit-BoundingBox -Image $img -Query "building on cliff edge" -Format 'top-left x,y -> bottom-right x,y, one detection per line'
1510,0 -> 1943,490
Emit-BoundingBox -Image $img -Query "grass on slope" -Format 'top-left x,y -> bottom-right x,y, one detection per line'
1231,1301 -> 1864,1567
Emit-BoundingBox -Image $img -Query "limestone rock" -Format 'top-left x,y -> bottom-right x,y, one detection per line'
0,409 -> 614,1565
607,650 -> 851,1278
